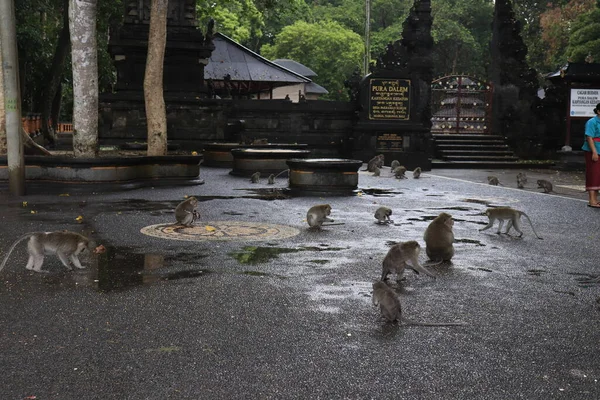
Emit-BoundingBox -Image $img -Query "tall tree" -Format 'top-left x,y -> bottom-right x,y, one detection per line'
565,6 -> 600,62
69,0 -> 98,157
0,42 -> 6,155
144,0 -> 168,156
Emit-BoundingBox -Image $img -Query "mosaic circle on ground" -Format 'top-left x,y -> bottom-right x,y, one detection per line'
140,221 -> 300,242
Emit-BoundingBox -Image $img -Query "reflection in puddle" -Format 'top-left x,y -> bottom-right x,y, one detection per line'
236,188 -> 292,200
239,270 -> 287,279
359,188 -> 403,197
455,238 -> 486,246
230,245 -> 347,264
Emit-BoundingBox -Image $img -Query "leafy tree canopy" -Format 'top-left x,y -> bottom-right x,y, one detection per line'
566,7 -> 600,62
196,0 -> 264,46
260,20 -> 364,100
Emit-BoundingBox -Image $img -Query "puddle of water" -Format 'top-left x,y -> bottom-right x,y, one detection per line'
429,206 -> 476,212
308,260 -> 330,265
455,238 -> 486,246
527,269 -> 546,276
462,198 -> 493,206
230,245 -> 348,264
359,188 -> 403,197
407,216 -> 469,223
223,211 -> 245,216
239,270 -> 287,279
236,188 -> 292,200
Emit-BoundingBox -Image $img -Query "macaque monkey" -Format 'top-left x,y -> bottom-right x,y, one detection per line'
374,206 -> 393,224
0,231 -> 90,273
480,207 -> 543,239
306,204 -> 334,229
381,240 -> 436,280
362,154 -> 385,172
250,172 -> 261,183
175,197 -> 199,226
488,176 -> 500,186
390,160 -> 400,170
516,172 -> 527,189
267,169 -> 289,184
373,167 -> 381,177
423,212 -> 455,261
393,166 -> 407,179
537,179 -> 553,193
372,281 -> 464,326
413,167 -> 422,179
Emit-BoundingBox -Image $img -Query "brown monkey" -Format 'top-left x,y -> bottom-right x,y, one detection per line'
362,154 -> 385,172
393,166 -> 407,179
487,176 -> 500,186
175,197 -> 199,226
390,160 -> 401,170
372,281 -> 464,326
374,206 -> 393,224
250,172 -> 261,183
0,231 -> 90,273
306,204 -> 334,229
381,240 -> 437,280
480,207 -> 543,239
516,172 -> 527,189
537,179 -> 553,193
423,212 -> 455,261
373,167 -> 381,177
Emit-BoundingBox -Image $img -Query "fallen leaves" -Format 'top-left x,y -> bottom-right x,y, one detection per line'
93,245 -> 106,254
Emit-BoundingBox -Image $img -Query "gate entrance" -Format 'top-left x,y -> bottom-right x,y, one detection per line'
431,75 -> 492,135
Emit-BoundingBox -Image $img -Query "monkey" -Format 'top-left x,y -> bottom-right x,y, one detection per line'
537,179 -> 553,193
175,197 -> 199,226
374,206 -> 393,224
250,172 -> 261,183
390,160 -> 400,170
413,167 -> 422,179
267,169 -> 289,184
381,240 -> 437,281
487,176 -> 500,186
516,172 -> 527,189
393,166 -> 407,179
423,212 -> 455,261
479,207 -> 543,239
306,204 -> 334,229
0,231 -> 90,273
362,154 -> 385,172
372,167 -> 381,177
372,281 -> 464,326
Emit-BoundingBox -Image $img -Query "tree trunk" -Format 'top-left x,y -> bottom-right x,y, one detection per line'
69,0 -> 98,158
0,41 -> 6,156
40,0 -> 70,146
144,0 -> 168,156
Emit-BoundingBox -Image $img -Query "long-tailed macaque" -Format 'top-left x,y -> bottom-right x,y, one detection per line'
479,207 -> 543,239
537,179 -> 553,193
306,204 -> 334,229
372,281 -> 464,326
381,240 -> 436,280
390,160 -> 400,171
516,172 -> 527,189
267,169 -> 289,184
362,154 -> 385,172
423,212 -> 455,261
413,167 -> 422,179
373,167 -> 381,177
488,176 -> 500,186
393,166 -> 407,179
0,231 -> 90,273
374,206 -> 393,224
175,197 -> 199,226
250,172 -> 261,183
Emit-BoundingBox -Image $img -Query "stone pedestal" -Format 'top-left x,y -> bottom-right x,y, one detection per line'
286,158 -> 363,195
230,149 -> 311,176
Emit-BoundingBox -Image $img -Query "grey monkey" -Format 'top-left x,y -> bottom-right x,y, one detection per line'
175,197 -> 199,226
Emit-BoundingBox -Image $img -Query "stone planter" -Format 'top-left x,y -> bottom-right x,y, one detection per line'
0,155 -> 202,182
286,158 -> 363,195
202,142 -> 309,168
230,149 -> 311,177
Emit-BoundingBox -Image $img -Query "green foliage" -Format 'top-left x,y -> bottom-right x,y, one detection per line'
566,8 -> 600,62
196,0 -> 264,47
260,20 -> 364,101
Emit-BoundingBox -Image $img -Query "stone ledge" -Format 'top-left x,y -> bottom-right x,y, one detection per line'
0,155 -> 202,182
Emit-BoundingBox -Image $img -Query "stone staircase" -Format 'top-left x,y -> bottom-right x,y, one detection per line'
431,134 -> 523,168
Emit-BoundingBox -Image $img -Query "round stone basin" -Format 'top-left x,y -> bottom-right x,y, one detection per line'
202,142 -> 309,167
230,148 -> 312,177
286,158 -> 363,195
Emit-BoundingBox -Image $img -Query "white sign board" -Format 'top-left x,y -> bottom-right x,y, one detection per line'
570,88 -> 600,117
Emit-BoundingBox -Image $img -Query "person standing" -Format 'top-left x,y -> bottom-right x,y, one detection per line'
583,103 -> 600,207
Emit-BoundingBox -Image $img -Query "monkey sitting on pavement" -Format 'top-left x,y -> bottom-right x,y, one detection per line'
306,204 -> 336,230
374,207 -> 393,224
175,197 -> 200,226
423,212 -> 455,262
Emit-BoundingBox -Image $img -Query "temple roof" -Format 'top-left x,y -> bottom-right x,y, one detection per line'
546,62 -> 600,82
272,59 -> 317,78
205,33 -> 310,86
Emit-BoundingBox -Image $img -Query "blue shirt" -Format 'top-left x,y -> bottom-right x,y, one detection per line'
582,115 -> 600,152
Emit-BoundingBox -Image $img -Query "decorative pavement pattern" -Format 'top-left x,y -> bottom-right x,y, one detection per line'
141,221 -> 300,242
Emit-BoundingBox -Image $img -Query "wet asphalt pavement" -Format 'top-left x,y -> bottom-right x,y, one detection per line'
0,166 -> 599,399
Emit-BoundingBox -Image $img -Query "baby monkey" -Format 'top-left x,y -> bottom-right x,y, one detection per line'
372,167 -> 381,177
480,207 -> 543,239
390,160 -> 401,170
0,231 -> 90,273
516,172 -> 527,189
306,204 -> 334,229
381,240 -> 437,280
374,206 -> 393,224
250,172 -> 261,183
487,176 -> 500,186
175,196 -> 200,226
393,166 -> 407,179
413,167 -> 422,179
267,169 -> 289,185
372,281 -> 464,326
537,179 -> 553,193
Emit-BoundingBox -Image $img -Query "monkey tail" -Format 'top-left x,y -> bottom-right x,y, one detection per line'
521,213 -> 543,240
274,169 -> 289,179
0,233 -> 34,273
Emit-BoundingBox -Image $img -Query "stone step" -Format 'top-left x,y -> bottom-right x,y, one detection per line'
432,160 -> 555,169
441,155 -> 520,162
439,150 -> 516,157
436,143 -> 510,149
